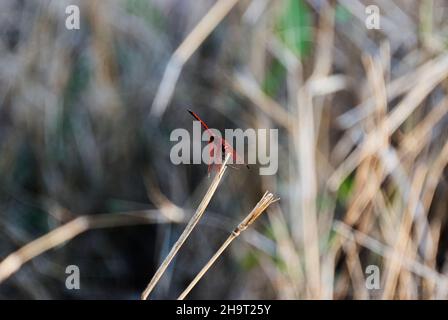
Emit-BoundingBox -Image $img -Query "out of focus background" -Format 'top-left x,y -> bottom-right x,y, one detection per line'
0,0 -> 448,299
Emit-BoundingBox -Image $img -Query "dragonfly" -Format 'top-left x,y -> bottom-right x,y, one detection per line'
187,109 -> 249,176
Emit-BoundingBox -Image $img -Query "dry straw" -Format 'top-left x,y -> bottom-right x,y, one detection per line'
0,209 -> 180,285
141,154 -> 231,300
178,191 -> 279,300
150,0 -> 239,119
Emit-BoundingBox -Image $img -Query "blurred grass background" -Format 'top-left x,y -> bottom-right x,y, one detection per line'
0,0 -> 448,299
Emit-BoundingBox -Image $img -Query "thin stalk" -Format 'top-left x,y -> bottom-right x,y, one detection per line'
141,154 -> 231,300
178,191 -> 279,300
0,209 -> 178,285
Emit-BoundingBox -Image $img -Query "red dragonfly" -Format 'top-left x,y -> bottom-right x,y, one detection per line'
187,109 -> 249,176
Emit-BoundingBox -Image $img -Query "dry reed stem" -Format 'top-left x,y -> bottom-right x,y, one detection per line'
177,191 -> 279,300
297,88 -> 321,298
267,208 -> 303,298
341,54 -> 388,227
382,165 -> 427,299
296,5 -> 337,298
399,98 -> 448,159
421,138 -> 448,213
141,154 -> 231,300
0,210 -> 178,284
232,70 -> 293,132
150,0 -> 239,119
328,54 -> 448,191
336,49 -> 435,129
331,66 -> 446,266
333,53 -> 444,165
342,240 -> 369,299
333,221 -> 448,288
